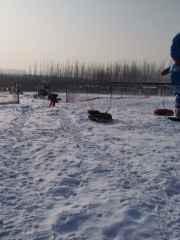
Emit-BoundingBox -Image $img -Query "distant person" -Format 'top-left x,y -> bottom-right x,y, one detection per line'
11,83 -> 21,94
48,93 -> 58,107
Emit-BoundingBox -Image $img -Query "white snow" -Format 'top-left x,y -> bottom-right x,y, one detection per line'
1,93 -> 180,240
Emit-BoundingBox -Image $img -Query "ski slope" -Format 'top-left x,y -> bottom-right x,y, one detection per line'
0,93 -> 180,240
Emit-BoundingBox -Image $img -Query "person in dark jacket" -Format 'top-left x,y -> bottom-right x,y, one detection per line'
48,93 -> 58,107
161,33 -> 180,117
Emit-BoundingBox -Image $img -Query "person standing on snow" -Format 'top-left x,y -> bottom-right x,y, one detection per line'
161,33 -> 180,117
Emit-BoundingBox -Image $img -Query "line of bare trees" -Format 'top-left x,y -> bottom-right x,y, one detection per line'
0,60 -> 170,92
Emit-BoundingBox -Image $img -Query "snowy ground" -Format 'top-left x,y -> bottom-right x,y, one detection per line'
1,93 -> 180,240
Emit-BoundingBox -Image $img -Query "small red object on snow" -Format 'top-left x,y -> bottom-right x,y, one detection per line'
87,109 -> 100,114
154,109 -> 174,116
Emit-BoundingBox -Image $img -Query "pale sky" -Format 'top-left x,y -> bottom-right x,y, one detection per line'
0,0 -> 180,72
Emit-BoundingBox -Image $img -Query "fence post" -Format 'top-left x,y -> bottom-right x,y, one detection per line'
17,82 -> 20,104
66,85 -> 67,102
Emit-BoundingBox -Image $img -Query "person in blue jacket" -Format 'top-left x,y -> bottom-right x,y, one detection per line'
161,33 -> 180,117
48,93 -> 58,107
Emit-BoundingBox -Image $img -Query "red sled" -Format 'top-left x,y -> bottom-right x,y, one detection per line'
154,109 -> 174,116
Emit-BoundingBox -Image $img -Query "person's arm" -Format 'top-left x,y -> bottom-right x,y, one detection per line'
161,66 -> 171,76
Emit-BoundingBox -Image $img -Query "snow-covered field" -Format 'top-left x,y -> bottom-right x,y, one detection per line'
1,93 -> 180,240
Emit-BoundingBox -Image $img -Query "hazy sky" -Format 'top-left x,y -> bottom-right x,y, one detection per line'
0,0 -> 180,72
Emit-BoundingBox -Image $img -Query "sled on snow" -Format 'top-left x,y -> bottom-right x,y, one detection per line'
87,109 -> 112,122
154,109 -> 174,116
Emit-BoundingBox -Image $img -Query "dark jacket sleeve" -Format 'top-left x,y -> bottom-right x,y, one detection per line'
161,66 -> 171,76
